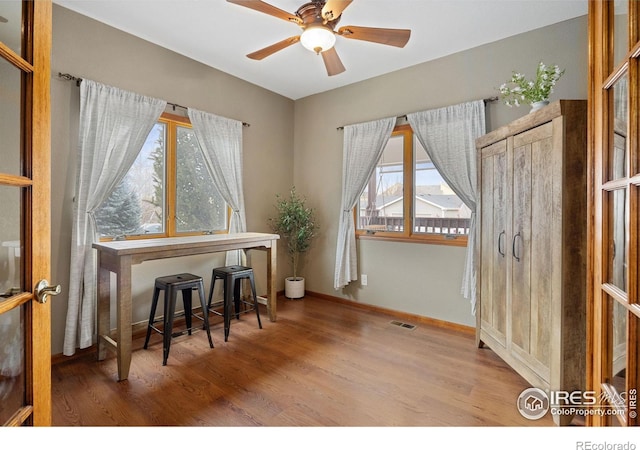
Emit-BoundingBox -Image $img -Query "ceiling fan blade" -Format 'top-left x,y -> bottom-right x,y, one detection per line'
321,47 -> 346,76
247,36 -> 301,60
321,0 -> 353,21
227,0 -> 301,25
338,25 -> 411,48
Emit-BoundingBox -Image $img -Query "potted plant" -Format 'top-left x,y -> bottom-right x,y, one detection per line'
498,61 -> 565,112
269,187 -> 319,299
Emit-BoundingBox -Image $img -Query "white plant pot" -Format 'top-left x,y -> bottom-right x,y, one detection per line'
285,277 -> 305,299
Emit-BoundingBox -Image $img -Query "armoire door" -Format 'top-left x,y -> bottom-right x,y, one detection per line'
588,0 -> 639,427
478,139 -> 509,348
0,0 -> 55,426
510,123 -> 555,380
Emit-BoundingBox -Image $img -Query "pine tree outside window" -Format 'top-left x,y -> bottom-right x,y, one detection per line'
95,114 -> 228,239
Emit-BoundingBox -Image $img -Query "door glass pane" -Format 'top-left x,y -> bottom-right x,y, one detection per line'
175,126 -> 226,233
610,73 -> 628,181
0,186 -> 21,295
95,123 -> 166,237
358,134 -> 404,232
0,57 -> 22,176
0,1 -> 23,56
608,189 -> 627,291
0,305 -> 25,425
413,136 -> 470,235
611,300 -> 627,389
614,0 -> 629,65
602,297 -> 627,424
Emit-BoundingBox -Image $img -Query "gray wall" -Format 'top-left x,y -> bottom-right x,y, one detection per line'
50,4 -> 588,355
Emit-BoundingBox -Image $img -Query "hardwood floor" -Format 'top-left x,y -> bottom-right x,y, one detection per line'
51,294 -> 556,426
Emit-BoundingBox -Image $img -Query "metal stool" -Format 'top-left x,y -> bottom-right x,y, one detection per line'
207,265 -> 262,342
144,273 -> 214,365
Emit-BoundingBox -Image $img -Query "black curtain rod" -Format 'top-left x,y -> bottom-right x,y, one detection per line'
164,101 -> 250,127
336,96 -> 499,130
58,72 -> 82,86
57,72 -> 250,127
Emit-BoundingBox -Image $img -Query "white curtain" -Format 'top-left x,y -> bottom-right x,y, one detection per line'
188,108 -> 246,265
334,117 -> 395,289
407,100 -> 485,314
64,80 -> 166,355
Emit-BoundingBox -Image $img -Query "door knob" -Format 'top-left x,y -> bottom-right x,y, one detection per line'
35,279 -> 61,304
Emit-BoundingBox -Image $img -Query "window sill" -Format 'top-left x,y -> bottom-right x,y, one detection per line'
99,230 -> 229,242
356,233 -> 468,247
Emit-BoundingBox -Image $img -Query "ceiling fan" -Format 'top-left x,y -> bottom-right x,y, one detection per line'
227,0 -> 411,76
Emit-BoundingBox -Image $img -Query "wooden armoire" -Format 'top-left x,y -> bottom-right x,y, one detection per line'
475,100 -> 587,425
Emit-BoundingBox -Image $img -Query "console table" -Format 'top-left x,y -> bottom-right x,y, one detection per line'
93,232 -> 279,381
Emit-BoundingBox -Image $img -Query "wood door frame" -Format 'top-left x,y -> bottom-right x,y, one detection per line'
588,0 -> 639,427
30,0 -> 52,426
587,0 -> 609,427
0,0 -> 52,426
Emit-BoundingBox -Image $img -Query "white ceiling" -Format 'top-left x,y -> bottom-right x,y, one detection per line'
52,0 -> 588,100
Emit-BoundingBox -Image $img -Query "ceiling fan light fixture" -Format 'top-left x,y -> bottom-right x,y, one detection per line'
300,25 -> 336,54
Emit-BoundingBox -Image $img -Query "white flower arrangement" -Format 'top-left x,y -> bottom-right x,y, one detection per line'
498,62 -> 565,107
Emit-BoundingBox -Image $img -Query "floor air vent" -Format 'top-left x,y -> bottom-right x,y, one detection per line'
390,320 -> 417,331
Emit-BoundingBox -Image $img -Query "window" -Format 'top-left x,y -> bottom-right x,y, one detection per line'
95,113 -> 228,239
356,124 -> 470,246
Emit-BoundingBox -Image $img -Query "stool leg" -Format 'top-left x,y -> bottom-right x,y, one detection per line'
207,270 -> 216,310
163,286 -> 178,366
233,277 -> 241,320
183,287 -> 193,335
249,272 -> 262,329
224,274 -> 233,342
144,286 -> 161,349
197,280 -> 214,348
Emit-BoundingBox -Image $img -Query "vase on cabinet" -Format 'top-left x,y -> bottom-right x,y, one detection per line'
530,100 -> 549,113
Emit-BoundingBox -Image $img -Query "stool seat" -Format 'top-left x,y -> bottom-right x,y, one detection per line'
144,273 -> 214,365
207,265 -> 262,341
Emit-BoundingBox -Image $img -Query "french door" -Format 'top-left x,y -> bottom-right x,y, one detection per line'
589,0 -> 639,427
0,0 -> 54,426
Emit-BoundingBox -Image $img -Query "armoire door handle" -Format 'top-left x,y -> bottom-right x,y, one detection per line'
512,232 -> 522,262
498,230 -> 505,257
